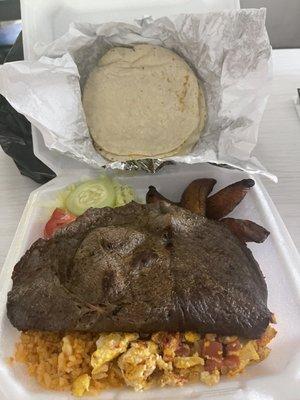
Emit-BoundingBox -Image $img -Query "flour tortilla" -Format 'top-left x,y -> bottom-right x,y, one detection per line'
83,44 -> 206,160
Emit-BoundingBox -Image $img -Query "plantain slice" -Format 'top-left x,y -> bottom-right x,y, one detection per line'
206,179 -> 255,220
180,179 -> 216,216
146,186 -> 176,205
221,218 -> 270,243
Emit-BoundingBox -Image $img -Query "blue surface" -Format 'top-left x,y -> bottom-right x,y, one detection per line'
0,20 -> 21,46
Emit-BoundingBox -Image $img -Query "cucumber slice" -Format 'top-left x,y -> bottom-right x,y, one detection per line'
65,177 -> 116,216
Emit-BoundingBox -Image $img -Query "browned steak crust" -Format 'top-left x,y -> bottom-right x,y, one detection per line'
7,202 -> 272,338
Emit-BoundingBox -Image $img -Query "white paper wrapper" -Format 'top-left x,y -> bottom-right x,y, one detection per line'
0,9 -> 276,180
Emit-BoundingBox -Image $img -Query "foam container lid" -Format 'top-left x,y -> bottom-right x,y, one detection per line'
0,1 -> 299,399
20,0 -> 240,176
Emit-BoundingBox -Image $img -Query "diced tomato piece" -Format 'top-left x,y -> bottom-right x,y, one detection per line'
44,208 -> 76,239
175,342 -> 190,357
204,358 -> 222,373
202,341 -> 223,360
223,355 -> 240,370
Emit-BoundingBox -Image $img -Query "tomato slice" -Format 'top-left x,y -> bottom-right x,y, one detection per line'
44,208 -> 76,239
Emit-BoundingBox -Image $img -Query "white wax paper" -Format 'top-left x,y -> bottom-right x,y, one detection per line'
0,9 -> 276,180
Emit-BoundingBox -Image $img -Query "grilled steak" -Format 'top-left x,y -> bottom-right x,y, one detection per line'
7,202 -> 272,338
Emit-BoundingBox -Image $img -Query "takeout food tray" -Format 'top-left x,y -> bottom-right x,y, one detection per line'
0,0 -> 299,399
0,163 -> 300,400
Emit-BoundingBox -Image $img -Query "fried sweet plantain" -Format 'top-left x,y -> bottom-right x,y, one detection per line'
180,179 -> 216,216
221,218 -> 270,243
206,179 -> 255,220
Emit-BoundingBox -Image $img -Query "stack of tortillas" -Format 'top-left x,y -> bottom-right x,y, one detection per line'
83,44 -> 206,161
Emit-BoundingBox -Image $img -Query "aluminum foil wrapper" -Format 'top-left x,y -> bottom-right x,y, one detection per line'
0,9 -> 275,180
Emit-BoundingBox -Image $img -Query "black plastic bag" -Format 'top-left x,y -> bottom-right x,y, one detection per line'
0,33 -> 56,184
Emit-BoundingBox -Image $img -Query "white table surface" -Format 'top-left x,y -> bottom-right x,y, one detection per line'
0,49 -> 300,266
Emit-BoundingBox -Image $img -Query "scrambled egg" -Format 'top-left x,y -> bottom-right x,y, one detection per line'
200,370 -> 220,385
184,332 -> 200,343
91,333 -> 138,378
69,326 -> 276,396
173,355 -> 204,369
152,332 -> 181,361
231,341 -> 260,374
118,341 -> 158,391
72,374 -> 91,396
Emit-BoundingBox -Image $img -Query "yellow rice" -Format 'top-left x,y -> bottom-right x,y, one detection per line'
12,326 -> 276,396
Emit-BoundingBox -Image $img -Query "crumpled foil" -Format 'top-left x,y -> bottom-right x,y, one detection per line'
0,9 -> 276,180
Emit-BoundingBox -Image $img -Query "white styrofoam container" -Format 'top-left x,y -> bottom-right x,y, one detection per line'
1,0 -> 300,399
0,163 -> 300,400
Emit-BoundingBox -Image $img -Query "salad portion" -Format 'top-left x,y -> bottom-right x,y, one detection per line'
44,176 -> 135,238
